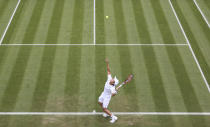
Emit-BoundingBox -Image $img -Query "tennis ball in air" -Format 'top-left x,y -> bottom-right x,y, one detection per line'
106,16 -> 109,19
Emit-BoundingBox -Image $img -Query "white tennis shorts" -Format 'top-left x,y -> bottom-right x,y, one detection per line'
98,93 -> 111,108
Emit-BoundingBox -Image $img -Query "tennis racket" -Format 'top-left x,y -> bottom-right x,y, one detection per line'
116,74 -> 134,90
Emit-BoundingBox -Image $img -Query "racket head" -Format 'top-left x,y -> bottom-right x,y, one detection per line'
124,74 -> 134,84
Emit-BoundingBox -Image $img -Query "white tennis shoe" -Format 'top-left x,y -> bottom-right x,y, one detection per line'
110,115 -> 118,123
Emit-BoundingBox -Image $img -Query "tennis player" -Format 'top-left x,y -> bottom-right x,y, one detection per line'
98,59 -> 118,123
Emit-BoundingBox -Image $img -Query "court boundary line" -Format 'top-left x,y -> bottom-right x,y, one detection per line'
0,112 -> 210,116
193,0 -> 210,28
0,43 -> 188,46
0,0 -> 21,45
93,0 -> 96,45
169,0 -> 210,93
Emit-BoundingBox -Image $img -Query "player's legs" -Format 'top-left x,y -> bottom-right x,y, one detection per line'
102,98 -> 118,123
98,102 -> 109,117
98,95 -> 117,123
102,98 -> 117,118
103,107 -> 117,123
103,108 -> 112,116
98,96 -> 111,116
98,102 -> 102,106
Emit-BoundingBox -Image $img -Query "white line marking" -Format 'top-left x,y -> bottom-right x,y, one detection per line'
93,0 -> 96,45
0,112 -> 210,116
169,0 -> 210,93
0,0 -> 21,45
193,0 -> 210,28
1,43 -> 188,46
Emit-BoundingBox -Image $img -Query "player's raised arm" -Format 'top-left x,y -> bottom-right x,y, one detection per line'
105,59 -> 111,75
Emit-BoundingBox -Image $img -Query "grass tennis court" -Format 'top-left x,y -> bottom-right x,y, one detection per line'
0,0 -> 210,127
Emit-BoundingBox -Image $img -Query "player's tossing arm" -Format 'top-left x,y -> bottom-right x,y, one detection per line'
105,59 -> 111,75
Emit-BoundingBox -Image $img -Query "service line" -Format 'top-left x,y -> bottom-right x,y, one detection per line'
0,112 -> 210,116
1,43 -> 188,46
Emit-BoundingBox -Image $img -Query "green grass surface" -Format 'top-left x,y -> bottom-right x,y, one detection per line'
0,0 -> 210,127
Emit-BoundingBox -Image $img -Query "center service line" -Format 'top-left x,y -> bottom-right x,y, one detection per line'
93,0 -> 96,45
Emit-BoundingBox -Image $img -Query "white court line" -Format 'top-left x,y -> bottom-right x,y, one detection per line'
193,0 -> 210,28
0,112 -> 210,116
1,43 -> 188,46
0,0 -> 21,45
169,0 -> 210,93
93,0 -> 96,45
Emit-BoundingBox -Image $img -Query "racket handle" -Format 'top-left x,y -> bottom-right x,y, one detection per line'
116,83 -> 124,91
118,84 -> 123,88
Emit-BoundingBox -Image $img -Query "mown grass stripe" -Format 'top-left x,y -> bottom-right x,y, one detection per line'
57,0 -> 75,44
132,0 -> 171,111
70,0 -> 85,43
94,46 -> 105,126
149,0 -> 175,44
2,0 -> 26,44
187,0 -> 210,43
0,0 -> 10,19
28,0 -> 64,126
131,0 -> 175,126
0,0 -> 46,112
121,0 -> 140,44
113,0 -> 139,111
113,0 -> 127,44
94,3 -> 106,124
94,1 -> 106,123
94,0 -> 106,111
64,46 -> 82,111
78,47 -> 95,111
0,47 -> 19,127
6,47 -> 44,127
151,0 -> 203,111
0,0 -> 43,122
95,0 -> 105,44
153,0 -> 207,126
76,47 -> 95,127
129,47 -> 157,111
95,0 -> 107,111
0,47 -> 20,106
0,47 -> 8,75
64,46 -> 82,127
30,0 -> 64,111
171,1 -> 210,126
172,0 -> 210,92
142,47 -> 175,127
167,47 -> 207,127
64,0 -> 84,113
203,0 -> 210,9
131,0 -> 151,43
43,47 -> 68,112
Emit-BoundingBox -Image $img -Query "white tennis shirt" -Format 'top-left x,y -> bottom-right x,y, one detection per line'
102,74 -> 117,98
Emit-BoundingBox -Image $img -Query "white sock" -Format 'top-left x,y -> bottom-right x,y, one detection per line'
111,114 -> 114,118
